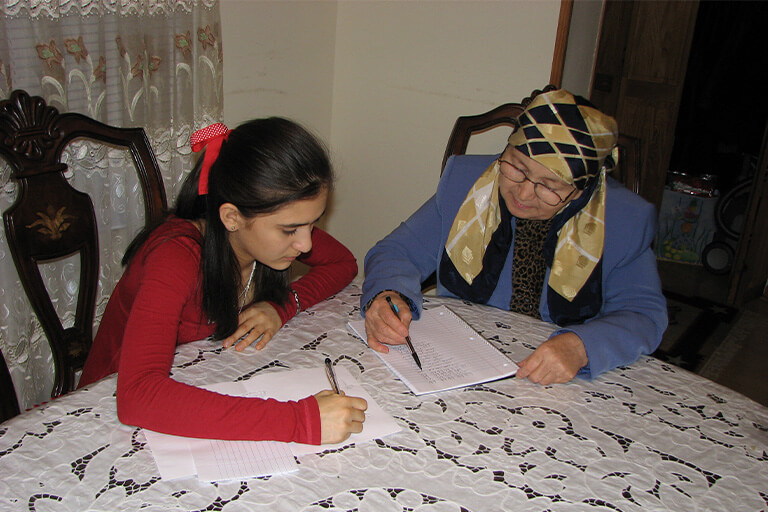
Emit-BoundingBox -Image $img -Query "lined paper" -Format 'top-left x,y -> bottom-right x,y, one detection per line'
195,439 -> 297,482
349,305 -> 518,395
144,365 -> 400,481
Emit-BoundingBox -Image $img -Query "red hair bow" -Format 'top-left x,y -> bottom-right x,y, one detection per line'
190,123 -> 231,195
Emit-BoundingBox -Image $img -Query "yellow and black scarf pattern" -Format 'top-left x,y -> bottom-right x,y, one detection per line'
445,89 -> 619,302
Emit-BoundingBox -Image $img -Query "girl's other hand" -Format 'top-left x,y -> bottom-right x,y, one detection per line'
222,301 -> 282,351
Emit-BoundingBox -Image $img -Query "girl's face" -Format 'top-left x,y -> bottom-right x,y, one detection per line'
227,188 -> 328,270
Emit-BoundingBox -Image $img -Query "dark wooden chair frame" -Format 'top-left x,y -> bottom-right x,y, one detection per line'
441,84 -> 641,195
441,85 -> 557,173
0,350 -> 20,423
0,90 -> 167,421
423,85 -> 641,291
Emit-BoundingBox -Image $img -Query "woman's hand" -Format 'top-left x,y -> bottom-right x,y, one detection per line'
363,292 -> 412,353
315,390 -> 368,444
222,301 -> 282,351
515,332 -> 588,385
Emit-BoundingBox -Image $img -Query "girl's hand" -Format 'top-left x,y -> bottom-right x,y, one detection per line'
222,301 -> 282,351
315,390 -> 367,444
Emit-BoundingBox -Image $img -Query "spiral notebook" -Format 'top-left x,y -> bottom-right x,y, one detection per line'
348,305 -> 518,395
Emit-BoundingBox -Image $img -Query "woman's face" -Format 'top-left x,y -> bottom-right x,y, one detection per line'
228,188 -> 328,270
498,147 -> 582,220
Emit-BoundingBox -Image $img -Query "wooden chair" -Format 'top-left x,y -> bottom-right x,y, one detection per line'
0,351 -> 20,423
441,85 -> 555,173
423,86 -> 642,291
612,133 -> 641,195
0,89 -> 167,417
441,85 -> 642,195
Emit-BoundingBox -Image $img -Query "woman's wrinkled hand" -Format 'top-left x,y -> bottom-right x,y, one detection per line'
515,332 -> 588,385
222,301 -> 282,351
363,291 -> 412,353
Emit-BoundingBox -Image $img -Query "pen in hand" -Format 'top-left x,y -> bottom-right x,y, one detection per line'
385,295 -> 423,370
324,357 -> 341,394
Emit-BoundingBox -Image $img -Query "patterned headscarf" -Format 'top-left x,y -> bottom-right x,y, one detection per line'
445,89 -> 619,301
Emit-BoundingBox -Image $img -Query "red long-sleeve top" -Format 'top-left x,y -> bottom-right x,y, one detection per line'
78,217 -> 357,443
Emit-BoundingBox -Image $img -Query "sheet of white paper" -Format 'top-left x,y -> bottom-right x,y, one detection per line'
144,365 -> 399,481
194,439 -> 297,482
142,430 -> 197,481
279,366 -> 400,457
348,305 -> 518,395
144,381 -> 297,482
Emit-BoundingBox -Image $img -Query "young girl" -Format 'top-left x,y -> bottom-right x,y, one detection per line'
78,118 -> 366,444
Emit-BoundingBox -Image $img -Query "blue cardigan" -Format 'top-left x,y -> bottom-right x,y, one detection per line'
362,154 -> 667,379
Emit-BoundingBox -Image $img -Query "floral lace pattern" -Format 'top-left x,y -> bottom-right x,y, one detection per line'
1,0 -> 217,19
0,0 -> 223,410
1,281 -> 766,510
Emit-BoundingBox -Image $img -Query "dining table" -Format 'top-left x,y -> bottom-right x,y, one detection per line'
1,279 -> 766,511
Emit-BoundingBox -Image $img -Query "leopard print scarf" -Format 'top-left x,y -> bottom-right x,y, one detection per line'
509,217 -> 553,319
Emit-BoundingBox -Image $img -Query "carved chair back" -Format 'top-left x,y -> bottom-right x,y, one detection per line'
0,90 -> 167,419
0,350 -> 20,423
441,85 -> 642,194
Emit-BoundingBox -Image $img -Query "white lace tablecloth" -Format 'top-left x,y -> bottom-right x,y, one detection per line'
1,282 -> 767,511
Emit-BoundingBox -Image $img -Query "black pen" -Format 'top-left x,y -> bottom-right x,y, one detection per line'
385,295 -> 422,370
324,357 -> 340,394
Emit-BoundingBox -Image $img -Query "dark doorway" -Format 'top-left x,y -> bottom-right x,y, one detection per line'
590,0 -> 768,305
668,1 -> 768,193
661,1 -> 768,303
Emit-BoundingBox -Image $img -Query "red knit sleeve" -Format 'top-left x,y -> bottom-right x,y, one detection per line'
269,227 -> 358,325
115,234 -> 321,443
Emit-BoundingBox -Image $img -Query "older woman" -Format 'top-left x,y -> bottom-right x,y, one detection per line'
361,89 -> 667,385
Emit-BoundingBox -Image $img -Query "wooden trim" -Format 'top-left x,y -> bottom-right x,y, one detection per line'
550,0 -> 574,87
728,122 -> 768,305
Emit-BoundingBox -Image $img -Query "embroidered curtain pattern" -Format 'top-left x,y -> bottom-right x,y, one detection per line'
0,0 -> 223,410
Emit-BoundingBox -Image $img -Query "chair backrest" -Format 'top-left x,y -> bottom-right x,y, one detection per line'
423,86 -> 643,292
0,350 -> 20,423
441,85 -> 642,195
614,133 -> 641,195
0,89 -> 167,410
421,87 -> 555,292
441,85 -> 556,173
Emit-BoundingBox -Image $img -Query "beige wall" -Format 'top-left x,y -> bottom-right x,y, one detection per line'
220,0 -> 562,271
220,1 -> 337,139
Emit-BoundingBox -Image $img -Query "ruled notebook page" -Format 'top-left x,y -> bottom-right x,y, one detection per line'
349,305 -> 518,395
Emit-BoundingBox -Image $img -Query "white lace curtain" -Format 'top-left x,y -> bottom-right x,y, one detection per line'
0,0 -> 224,410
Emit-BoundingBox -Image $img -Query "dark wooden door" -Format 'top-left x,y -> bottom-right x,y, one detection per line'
590,0 -> 768,306
591,0 -> 699,208
730,125 -> 768,305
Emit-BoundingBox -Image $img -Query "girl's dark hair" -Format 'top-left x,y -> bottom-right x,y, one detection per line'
124,117 -> 333,338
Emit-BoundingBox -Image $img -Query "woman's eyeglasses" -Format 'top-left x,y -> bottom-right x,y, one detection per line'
497,158 -> 576,206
